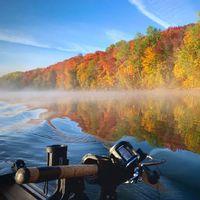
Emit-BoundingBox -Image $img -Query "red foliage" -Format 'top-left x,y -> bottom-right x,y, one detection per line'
155,26 -> 185,54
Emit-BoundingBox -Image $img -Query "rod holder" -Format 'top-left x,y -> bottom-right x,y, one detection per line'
46,144 -> 68,166
46,144 -> 68,200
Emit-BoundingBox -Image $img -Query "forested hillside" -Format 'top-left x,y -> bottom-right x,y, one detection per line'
0,20 -> 199,89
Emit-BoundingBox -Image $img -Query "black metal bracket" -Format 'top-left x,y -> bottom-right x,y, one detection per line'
46,144 -> 88,200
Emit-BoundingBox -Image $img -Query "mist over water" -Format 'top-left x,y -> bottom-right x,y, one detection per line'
0,90 -> 200,199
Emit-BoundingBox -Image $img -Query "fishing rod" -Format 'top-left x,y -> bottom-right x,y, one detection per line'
1,141 -> 165,200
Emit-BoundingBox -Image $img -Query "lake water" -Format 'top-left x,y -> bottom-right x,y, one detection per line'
0,90 -> 200,200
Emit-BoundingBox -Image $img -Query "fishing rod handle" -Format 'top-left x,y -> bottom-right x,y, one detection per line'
15,164 -> 98,184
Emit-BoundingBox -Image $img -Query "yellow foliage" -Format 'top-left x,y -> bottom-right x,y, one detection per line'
174,22 -> 200,88
142,47 -> 156,74
173,63 -> 185,80
115,64 -> 135,88
99,71 -> 115,88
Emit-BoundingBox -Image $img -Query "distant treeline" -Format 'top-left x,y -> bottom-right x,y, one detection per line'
0,19 -> 199,89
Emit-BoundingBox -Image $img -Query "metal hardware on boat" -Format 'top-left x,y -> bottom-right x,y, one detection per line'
1,141 -> 166,200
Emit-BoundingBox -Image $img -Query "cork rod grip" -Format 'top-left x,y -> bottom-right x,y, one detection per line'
15,164 -> 98,184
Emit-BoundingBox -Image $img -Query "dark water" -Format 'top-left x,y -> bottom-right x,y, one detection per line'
0,91 -> 200,200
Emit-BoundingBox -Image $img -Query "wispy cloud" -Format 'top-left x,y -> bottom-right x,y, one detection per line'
61,43 -> 103,53
105,29 -> 132,43
0,30 -> 101,54
128,0 -> 172,28
0,31 -> 51,49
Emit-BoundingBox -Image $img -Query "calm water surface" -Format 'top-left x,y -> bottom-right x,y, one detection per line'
0,91 -> 200,200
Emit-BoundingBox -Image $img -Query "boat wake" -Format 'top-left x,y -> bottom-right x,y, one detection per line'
0,102 -> 46,132
47,117 -> 98,143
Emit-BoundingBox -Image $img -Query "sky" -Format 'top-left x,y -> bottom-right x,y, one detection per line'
0,0 -> 200,76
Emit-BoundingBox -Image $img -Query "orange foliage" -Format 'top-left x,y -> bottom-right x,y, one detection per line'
1,23 -> 200,89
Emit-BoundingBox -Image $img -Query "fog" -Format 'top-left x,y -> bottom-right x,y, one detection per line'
1,89 -> 200,105
1,89 -> 199,121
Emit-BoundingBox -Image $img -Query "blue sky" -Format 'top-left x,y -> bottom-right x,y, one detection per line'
0,0 -> 200,76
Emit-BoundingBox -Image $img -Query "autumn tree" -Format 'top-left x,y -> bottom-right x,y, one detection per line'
1,22 -> 198,90
77,60 -> 98,88
174,16 -> 200,87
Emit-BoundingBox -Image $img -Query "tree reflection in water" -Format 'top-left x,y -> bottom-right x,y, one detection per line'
39,91 -> 200,154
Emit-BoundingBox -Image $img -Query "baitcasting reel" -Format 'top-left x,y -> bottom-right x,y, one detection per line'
83,141 -> 165,187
